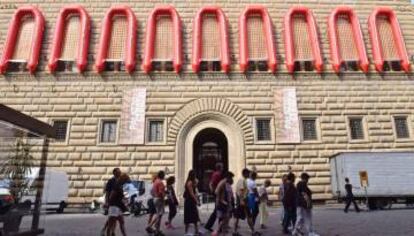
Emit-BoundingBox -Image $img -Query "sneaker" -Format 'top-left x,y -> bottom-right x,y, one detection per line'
164,222 -> 173,230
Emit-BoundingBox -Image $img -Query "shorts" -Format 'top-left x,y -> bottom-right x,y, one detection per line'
108,206 -> 122,217
217,203 -> 228,220
147,198 -> 156,215
234,196 -> 250,220
154,198 -> 165,215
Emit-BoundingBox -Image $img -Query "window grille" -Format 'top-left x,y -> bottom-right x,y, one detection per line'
256,119 -> 271,141
100,120 -> 117,143
154,15 -> 174,60
107,16 -> 128,60
48,6 -> 90,73
202,14 -> 220,61
247,15 -> 267,61
394,117 -> 410,139
0,6 -> 45,74
349,118 -> 364,140
53,120 -> 68,142
336,14 -> 358,62
328,7 -> 368,73
302,119 -> 317,141
368,7 -> 410,73
192,7 -> 229,73
60,15 -> 81,61
12,16 -> 35,61
148,120 -> 164,142
377,16 -> 399,61
293,14 -> 313,61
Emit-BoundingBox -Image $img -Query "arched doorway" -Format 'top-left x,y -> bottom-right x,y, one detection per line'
175,113 -> 246,197
193,128 -> 228,193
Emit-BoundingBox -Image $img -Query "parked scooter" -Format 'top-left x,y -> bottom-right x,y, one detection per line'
89,180 -> 152,216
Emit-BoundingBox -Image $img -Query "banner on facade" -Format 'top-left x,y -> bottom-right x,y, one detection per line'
119,88 -> 146,145
274,87 -> 301,143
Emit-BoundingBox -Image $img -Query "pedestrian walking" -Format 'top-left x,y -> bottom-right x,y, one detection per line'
184,170 -> 201,236
146,174 -> 157,229
225,174 -> 235,232
293,172 -> 318,236
205,163 -> 224,232
165,176 -> 179,229
344,177 -> 361,213
212,171 -> 234,236
258,179 -> 271,229
106,173 -> 130,236
146,171 -> 166,236
279,175 -> 287,225
282,173 -> 297,234
101,168 -> 121,235
247,172 -> 260,227
233,168 -> 256,236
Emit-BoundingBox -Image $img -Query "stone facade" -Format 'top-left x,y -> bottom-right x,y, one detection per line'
0,0 -> 414,204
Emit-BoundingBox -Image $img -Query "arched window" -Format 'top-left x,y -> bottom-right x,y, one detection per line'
142,6 -> 182,73
239,5 -> 277,73
48,5 -> 90,73
95,6 -> 137,73
368,7 -> 410,72
0,6 -> 45,74
284,7 -> 322,73
192,6 -> 230,73
328,6 -> 368,73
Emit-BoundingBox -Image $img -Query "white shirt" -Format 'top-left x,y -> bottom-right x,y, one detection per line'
258,186 -> 268,202
246,178 -> 257,194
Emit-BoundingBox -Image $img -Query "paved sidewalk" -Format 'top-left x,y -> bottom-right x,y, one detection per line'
35,205 -> 414,236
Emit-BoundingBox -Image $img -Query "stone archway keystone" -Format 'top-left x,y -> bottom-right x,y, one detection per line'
168,98 -> 254,145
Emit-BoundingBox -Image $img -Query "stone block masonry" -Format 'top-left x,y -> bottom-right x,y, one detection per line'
1,77 -> 414,203
1,0 -> 414,204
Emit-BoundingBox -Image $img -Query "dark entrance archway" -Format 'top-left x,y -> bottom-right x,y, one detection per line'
193,128 -> 228,193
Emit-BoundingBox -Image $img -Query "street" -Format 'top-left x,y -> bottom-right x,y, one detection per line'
30,205 -> 414,236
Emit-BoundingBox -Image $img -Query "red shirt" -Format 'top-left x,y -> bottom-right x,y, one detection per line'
210,171 -> 222,190
153,178 -> 165,198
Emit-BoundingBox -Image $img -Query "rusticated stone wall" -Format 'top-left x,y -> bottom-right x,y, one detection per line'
0,0 -> 414,203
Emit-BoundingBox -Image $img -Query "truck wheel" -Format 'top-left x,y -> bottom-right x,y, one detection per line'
377,199 -> 392,210
368,198 -> 378,210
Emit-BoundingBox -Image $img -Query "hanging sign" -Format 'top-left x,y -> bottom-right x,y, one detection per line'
274,87 -> 301,143
119,87 -> 146,145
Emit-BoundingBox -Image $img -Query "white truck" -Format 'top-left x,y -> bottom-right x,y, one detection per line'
330,152 -> 414,210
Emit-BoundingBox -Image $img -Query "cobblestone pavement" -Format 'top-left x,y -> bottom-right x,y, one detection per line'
33,205 -> 414,236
